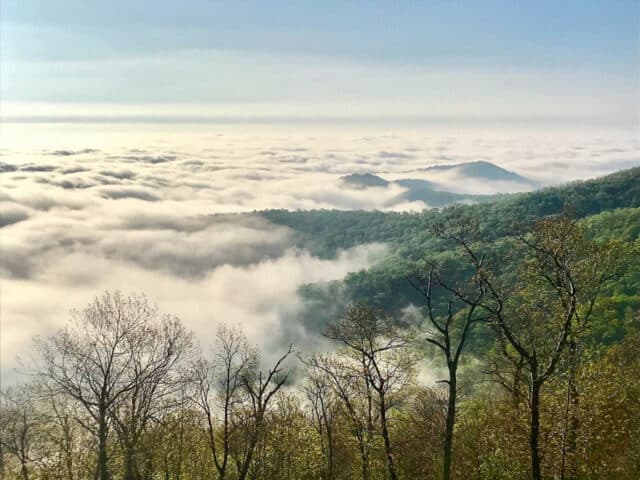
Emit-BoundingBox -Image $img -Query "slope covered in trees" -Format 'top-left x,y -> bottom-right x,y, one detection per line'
261,168 -> 640,345
260,166 -> 640,258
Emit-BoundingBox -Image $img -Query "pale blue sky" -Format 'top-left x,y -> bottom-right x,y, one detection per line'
1,1 -> 639,124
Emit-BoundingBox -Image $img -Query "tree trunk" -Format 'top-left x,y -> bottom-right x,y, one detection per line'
237,413 -> 263,480
326,424 -> 335,480
20,460 -> 30,480
65,441 -> 75,480
95,410 -> 110,480
567,378 -> 579,480
358,439 -> 370,480
443,368 -> 457,480
378,392 -> 398,480
124,447 -> 138,480
0,442 -> 5,480
530,380 -> 542,480
559,339 -> 580,480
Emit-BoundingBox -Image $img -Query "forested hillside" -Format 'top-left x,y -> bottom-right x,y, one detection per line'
261,166 -> 640,257
2,168 -> 638,480
263,167 -> 640,347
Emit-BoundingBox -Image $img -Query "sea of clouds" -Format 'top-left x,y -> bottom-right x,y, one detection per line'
1,124 -> 638,379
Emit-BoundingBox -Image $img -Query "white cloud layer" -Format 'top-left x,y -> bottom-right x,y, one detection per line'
0,124 -> 638,379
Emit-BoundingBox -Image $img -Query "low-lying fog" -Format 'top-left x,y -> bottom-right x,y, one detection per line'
1,123 -> 638,379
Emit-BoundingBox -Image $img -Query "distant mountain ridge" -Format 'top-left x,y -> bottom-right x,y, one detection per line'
262,166 -> 640,258
340,160 -> 534,208
340,173 -> 390,188
416,160 -> 535,184
340,172 -> 481,207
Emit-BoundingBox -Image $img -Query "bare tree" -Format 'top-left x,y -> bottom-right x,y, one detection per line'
556,234 -> 629,480
305,352 -> 376,480
408,269 -> 486,480
442,215 -> 627,480
407,211 -> 488,480
0,385 -> 39,480
192,325 -> 256,480
34,291 -> 185,480
301,368 -> 341,480
325,304 -> 417,480
192,326 -> 293,480
233,344 -> 294,480
36,379 -> 89,480
109,314 -> 192,480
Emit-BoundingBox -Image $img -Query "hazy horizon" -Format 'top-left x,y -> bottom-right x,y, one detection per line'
3,1 -> 639,126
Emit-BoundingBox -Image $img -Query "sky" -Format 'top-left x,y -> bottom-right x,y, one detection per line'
1,0 -> 639,124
